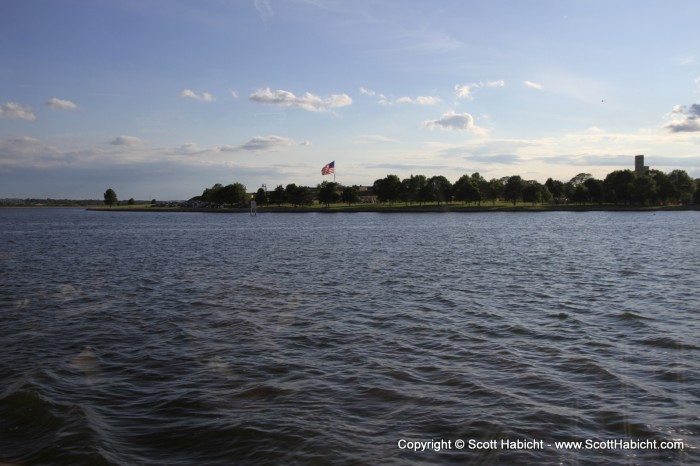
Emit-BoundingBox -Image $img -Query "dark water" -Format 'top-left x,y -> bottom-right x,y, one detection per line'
1,208 -> 698,465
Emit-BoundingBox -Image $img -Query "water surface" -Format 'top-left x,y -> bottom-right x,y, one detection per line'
1,209 -> 698,465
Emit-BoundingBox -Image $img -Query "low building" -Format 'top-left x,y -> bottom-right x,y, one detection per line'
356,185 -> 377,203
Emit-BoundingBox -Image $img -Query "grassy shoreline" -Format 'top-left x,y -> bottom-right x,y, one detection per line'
87,204 -> 700,213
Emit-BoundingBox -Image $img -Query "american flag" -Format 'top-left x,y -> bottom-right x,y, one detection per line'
321,161 -> 335,175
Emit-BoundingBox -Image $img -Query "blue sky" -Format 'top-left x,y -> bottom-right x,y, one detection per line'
1,0 -> 699,199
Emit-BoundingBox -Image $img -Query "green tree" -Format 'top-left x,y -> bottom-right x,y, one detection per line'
471,172 -> 488,206
632,175 -> 657,205
668,169 -> 695,204
545,178 -> 565,203
504,176 -> 523,205
569,173 -> 592,187
401,175 -> 427,205
285,184 -> 301,207
453,174 -> 480,204
650,170 -> 673,204
564,173 -> 592,203
270,185 -> 286,206
220,183 -> 247,206
486,178 -> 504,205
540,183 -> 552,204
583,178 -> 604,205
604,170 -> 635,205
428,175 -> 452,205
285,184 -> 313,207
400,177 -> 413,205
570,184 -> 589,205
418,179 -> 436,204
372,175 -> 402,204
103,188 -> 117,207
318,181 -> 340,207
127,198 -> 135,205
202,183 -> 224,203
522,181 -> 544,205
297,186 -> 314,206
694,179 -> 700,205
256,187 -> 267,206
341,185 -> 360,205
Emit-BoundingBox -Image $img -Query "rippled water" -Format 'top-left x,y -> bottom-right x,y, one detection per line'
1,208 -> 699,465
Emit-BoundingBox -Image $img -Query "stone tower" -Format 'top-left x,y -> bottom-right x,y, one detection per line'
634,155 -> 649,174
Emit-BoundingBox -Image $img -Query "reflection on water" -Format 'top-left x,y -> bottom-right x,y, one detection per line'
1,209 -> 699,465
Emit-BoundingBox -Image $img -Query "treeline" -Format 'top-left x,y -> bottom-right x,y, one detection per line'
266,183 -> 362,207
193,183 -> 248,206
1,198 -> 103,207
192,182 -> 362,207
371,169 -> 699,206
191,167 -> 699,208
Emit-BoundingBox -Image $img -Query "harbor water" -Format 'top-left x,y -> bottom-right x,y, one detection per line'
1,208 -> 698,465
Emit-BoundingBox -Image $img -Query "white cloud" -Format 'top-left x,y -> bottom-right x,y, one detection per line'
254,0 -> 273,25
353,134 -> 400,144
0,136 -> 84,169
0,102 -> 36,120
585,126 -> 605,133
662,103 -> 700,133
110,135 -> 144,146
8,136 -> 42,144
171,142 -> 208,155
524,80 -> 543,90
46,98 -> 78,110
415,96 -> 442,106
230,90 -> 239,99
249,88 -> 352,112
223,135 -> 310,152
422,110 -> 487,135
484,80 -> 505,88
181,89 -> 215,102
454,84 -> 473,99
359,87 -> 376,96
454,80 -> 505,99
382,95 -> 441,106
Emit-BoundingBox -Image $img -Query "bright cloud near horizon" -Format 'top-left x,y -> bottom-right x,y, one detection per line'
1,0 -> 699,199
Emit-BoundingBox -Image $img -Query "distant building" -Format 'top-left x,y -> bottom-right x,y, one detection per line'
635,155 -> 649,175
356,185 -> 377,203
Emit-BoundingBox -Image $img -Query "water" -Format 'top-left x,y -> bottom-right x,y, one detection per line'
1,208 -> 698,465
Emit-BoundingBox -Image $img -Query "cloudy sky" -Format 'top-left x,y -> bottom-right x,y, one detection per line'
2,0 -> 699,199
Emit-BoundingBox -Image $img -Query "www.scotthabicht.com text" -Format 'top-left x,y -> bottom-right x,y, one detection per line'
397,438 -> 685,452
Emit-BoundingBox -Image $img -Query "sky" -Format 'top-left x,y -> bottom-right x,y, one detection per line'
1,0 -> 700,200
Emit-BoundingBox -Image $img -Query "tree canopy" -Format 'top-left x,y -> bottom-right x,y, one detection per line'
504,176 -> 524,205
317,181 -> 340,207
453,174 -> 480,205
186,166 -> 699,209
255,187 -> 267,205
104,188 -> 117,207
341,185 -> 360,205
373,174 -> 402,203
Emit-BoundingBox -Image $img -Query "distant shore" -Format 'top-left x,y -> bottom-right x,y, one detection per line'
86,204 -> 700,213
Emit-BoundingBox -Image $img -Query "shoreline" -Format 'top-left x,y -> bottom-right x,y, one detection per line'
86,204 -> 700,214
